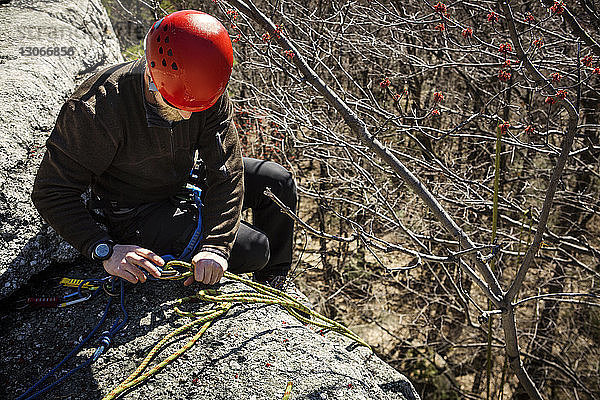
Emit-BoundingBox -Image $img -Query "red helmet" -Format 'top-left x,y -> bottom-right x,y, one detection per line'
145,10 -> 233,112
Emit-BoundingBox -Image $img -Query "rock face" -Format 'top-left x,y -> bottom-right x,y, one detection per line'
0,0 -> 123,298
0,265 -> 420,400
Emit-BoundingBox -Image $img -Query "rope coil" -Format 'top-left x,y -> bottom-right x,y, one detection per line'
103,261 -> 370,400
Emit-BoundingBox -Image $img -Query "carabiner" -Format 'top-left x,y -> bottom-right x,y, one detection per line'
157,267 -> 181,279
58,291 -> 93,307
103,277 -> 121,297
157,261 -> 193,280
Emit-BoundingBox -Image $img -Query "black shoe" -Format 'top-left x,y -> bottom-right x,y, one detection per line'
253,273 -> 287,290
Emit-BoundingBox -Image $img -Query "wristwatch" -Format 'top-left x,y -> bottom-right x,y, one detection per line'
91,241 -> 115,261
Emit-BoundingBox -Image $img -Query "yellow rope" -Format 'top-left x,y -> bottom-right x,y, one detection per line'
103,261 -> 369,399
282,381 -> 293,399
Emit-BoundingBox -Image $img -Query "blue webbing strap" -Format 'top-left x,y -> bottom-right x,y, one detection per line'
160,184 -> 204,264
178,184 -> 204,261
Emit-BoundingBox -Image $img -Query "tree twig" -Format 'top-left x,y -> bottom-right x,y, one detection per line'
230,0 -> 504,307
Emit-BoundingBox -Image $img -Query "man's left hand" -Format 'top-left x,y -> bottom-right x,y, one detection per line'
184,251 -> 228,286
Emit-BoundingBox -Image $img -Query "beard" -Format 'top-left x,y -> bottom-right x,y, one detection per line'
155,102 -> 183,122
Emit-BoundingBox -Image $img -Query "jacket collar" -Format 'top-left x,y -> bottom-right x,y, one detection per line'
136,58 -> 176,128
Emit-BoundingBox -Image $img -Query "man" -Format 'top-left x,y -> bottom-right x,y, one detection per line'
31,10 -> 296,288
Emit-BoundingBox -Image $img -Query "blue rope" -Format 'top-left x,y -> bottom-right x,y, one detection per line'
17,279 -> 127,400
92,278 -> 128,363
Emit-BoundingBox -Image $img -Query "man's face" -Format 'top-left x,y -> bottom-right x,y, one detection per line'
144,68 -> 192,122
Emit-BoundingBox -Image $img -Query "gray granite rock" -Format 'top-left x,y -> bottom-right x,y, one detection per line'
1,266 -> 420,400
0,0 -> 123,299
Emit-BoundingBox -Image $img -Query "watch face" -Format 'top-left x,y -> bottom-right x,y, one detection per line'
95,243 -> 111,259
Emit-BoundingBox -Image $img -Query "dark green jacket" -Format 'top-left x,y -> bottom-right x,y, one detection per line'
31,58 -> 243,260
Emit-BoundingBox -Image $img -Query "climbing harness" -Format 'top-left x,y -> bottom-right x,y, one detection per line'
103,261 -> 370,400
159,183 -> 204,265
16,278 -> 128,400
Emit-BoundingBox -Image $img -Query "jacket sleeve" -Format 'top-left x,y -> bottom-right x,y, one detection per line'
196,93 -> 244,260
31,100 -> 118,258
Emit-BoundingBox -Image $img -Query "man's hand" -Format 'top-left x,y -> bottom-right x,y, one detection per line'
103,245 -> 164,284
184,251 -> 228,286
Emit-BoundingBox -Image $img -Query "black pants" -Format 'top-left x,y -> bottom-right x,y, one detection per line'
104,157 -> 296,278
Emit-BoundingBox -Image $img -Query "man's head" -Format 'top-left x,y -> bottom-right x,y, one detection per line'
144,10 -> 234,113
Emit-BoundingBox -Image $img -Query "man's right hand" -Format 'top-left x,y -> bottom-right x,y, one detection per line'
102,245 -> 164,284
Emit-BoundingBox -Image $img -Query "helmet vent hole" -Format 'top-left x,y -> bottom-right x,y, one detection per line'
171,62 -> 178,70
163,25 -> 168,31
150,61 -> 155,67
162,59 -> 167,67
156,35 -> 160,42
167,49 -> 173,56
165,36 -> 170,44
159,47 -> 163,54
